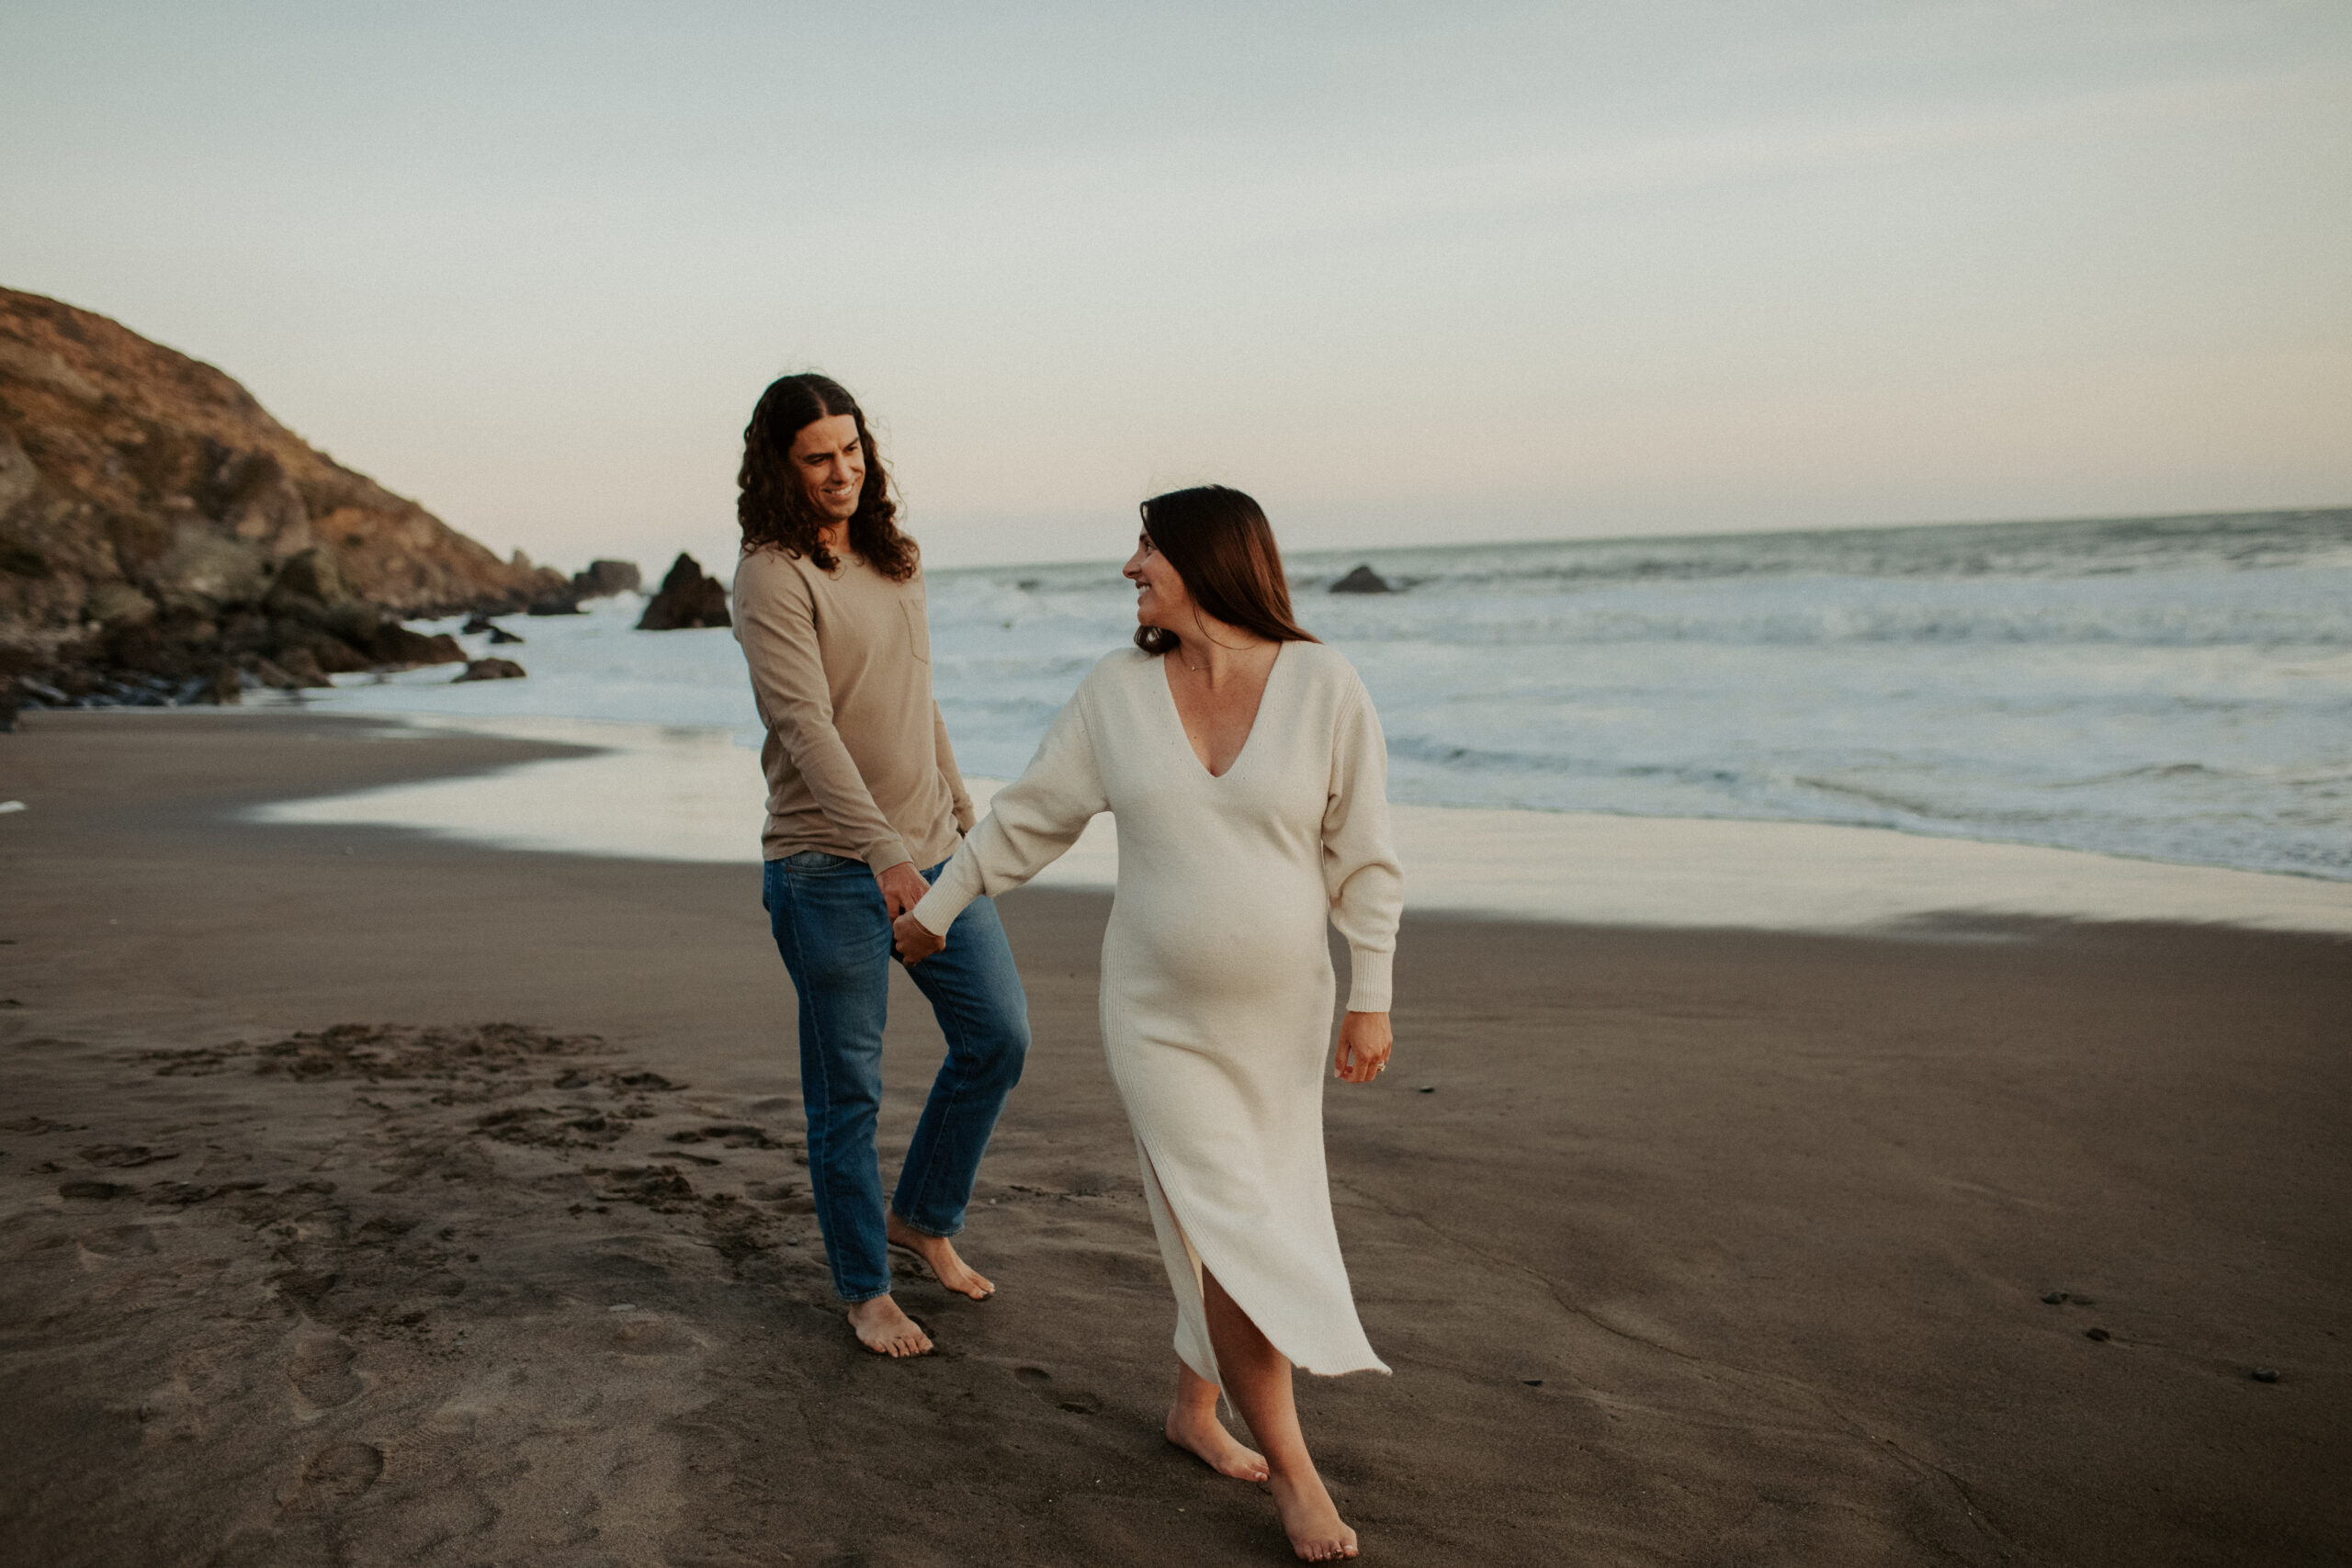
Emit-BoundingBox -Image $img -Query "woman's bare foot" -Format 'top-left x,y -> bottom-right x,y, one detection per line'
1165,1403 -> 1270,1482
886,1211 -> 995,1300
845,1294 -> 932,1358
1270,1468 -> 1358,1562
1190,1268 -> 1356,1559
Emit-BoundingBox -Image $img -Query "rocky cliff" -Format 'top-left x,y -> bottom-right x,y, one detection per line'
0,287 -> 572,711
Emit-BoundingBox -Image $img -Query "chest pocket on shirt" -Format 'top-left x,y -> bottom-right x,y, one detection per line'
901,598 -> 932,664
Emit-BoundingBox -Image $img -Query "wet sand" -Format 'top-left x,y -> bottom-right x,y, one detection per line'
2,709 -> 2346,1566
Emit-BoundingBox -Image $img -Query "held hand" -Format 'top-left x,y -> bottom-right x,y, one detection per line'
876,860 -> 929,919
1333,1010 -> 1393,1084
893,911 -> 945,966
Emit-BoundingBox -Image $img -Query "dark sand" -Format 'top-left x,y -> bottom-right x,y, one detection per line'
2,710 -> 2346,1567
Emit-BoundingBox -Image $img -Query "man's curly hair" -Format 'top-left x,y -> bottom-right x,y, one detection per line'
738,373 -> 918,582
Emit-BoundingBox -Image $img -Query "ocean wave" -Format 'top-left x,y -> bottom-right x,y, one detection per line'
347,513 -> 2352,886
941,507 -> 2352,599
1292,507 -> 2352,589
938,526 -> 2352,650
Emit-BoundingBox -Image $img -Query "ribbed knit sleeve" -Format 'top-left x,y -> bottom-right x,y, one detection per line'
1320,670 -> 1404,1012
910,684 -> 1109,937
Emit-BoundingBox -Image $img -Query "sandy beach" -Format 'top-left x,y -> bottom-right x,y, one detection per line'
3,709 -> 2346,1566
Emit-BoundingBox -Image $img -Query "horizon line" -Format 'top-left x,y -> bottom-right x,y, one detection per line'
914,501 -> 2352,578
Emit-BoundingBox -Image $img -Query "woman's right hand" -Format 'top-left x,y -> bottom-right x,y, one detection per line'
893,911 -> 945,966
1333,1010 -> 1393,1083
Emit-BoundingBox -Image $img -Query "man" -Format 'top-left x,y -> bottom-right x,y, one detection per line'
731,372 -> 1028,1358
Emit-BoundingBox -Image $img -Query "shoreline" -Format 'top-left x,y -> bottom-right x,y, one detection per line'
3,710 -> 2346,1565
233,707 -> 2352,938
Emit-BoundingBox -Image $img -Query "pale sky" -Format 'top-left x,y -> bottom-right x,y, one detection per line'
4,1 -> 2346,572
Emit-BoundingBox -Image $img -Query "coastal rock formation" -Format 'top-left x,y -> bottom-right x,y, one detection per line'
1329,564 -> 1393,593
637,553 -> 730,631
0,287 -> 570,705
514,558 -> 641,620
572,558 -> 641,599
454,658 -> 526,682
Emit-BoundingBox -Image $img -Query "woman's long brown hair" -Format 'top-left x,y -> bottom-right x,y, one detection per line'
1133,486 -> 1318,658
738,373 -> 918,581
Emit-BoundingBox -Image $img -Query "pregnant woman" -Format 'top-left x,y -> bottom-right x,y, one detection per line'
893,485 -> 1402,1562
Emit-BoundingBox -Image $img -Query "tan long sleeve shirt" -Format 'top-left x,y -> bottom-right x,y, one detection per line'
731,545 -> 974,872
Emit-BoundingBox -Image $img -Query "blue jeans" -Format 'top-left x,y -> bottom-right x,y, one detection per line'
762,852 -> 1030,1303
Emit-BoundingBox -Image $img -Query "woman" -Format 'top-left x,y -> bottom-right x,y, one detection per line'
893,486 -> 1401,1562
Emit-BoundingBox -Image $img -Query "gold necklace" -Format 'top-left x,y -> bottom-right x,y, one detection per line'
1181,639 -> 1268,676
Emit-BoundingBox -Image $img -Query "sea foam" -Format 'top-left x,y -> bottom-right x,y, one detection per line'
288,507 -> 2352,884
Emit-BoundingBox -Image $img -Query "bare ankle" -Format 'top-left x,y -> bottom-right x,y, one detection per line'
1170,1387 -> 1220,1420
1164,1390 -> 1269,1482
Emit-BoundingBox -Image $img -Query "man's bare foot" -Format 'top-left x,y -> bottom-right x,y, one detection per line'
845,1294 -> 932,1358
1270,1468 -> 1358,1562
886,1212 -> 995,1300
1165,1403 -> 1270,1482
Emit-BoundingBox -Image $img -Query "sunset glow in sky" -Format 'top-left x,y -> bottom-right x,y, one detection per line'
4,2 -> 2347,571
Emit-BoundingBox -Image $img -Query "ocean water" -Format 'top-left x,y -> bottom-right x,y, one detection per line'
312,507 -> 2352,883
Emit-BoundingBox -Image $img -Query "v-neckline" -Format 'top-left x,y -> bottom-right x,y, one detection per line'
1158,641 -> 1286,781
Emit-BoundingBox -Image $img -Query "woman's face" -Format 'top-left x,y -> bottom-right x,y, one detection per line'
1122,532 -> 1193,629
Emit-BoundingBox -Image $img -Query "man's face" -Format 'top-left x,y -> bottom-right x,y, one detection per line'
788,412 -> 865,525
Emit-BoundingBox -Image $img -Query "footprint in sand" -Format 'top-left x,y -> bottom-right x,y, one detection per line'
745,1179 -> 815,1213
287,1337 -> 363,1409
606,1313 -> 697,1357
75,1224 -> 157,1260
665,1123 -> 786,1150
78,1143 -> 179,1168
1013,1364 -> 1102,1416
57,1179 -> 134,1201
288,1441 -> 383,1509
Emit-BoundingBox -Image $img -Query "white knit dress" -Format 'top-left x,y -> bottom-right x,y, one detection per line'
910,642 -> 1403,1381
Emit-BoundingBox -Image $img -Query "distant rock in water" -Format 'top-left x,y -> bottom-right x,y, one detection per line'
571,558 -> 641,599
461,612 -> 528,642
526,593 -> 583,616
637,553 -> 730,631
1329,564 -> 1394,594
0,287 -> 570,707
454,658 -> 526,682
